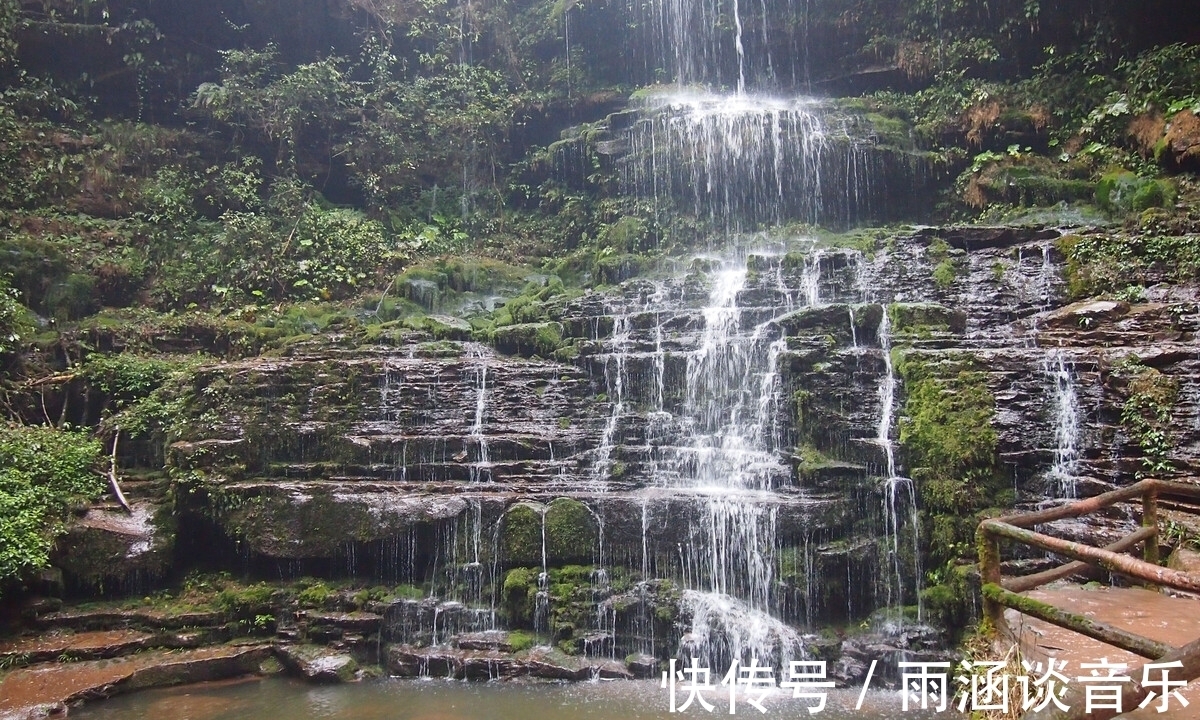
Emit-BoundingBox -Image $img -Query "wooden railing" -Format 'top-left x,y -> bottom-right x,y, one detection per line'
976,478 -> 1200,720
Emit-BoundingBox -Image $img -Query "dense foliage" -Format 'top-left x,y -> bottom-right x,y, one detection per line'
0,425 -> 103,591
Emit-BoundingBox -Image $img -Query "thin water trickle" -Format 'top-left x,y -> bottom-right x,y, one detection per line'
467,346 -> 491,566
874,305 -> 921,619
468,346 -> 491,483
801,249 -> 822,306
876,309 -> 898,479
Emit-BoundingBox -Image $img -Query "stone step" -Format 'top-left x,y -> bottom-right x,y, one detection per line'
0,643 -> 273,717
32,607 -> 228,633
0,628 -> 207,669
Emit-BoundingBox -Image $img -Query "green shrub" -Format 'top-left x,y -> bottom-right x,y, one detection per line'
0,426 -> 103,591
296,581 -> 332,608
0,277 -> 31,355
216,582 -> 275,614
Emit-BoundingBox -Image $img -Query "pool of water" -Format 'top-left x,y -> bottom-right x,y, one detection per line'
72,677 -> 946,720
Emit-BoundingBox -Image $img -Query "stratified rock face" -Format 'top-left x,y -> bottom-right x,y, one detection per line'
164,226 -> 1200,668
53,502 -> 174,596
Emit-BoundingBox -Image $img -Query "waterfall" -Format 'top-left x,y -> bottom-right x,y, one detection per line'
801,248 -> 822,307
621,93 -> 875,231
672,255 -> 788,492
679,589 -> 804,673
641,0 -> 775,90
467,346 -> 490,569
1044,349 -> 1081,498
642,247 -> 813,667
731,0 -> 746,94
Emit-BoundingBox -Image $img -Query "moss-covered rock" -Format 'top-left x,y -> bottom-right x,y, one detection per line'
961,155 -> 1093,210
53,503 -> 175,595
544,498 -> 598,564
889,303 -> 967,336
1159,110 -> 1200,173
502,566 -> 539,628
895,353 -> 1005,567
492,322 -> 564,357
1095,171 -> 1175,215
501,503 -> 544,566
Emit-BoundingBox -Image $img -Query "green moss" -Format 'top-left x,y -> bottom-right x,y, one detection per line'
888,303 -> 966,335
794,443 -> 847,481
216,582 -> 276,615
392,583 -> 425,600
923,239 -> 960,290
932,260 -> 956,289
502,567 -> 538,628
1096,171 -> 1174,215
895,352 -> 1002,578
545,498 -> 597,563
507,629 -> 536,652
866,113 -> 915,150
501,503 -> 544,566
1131,179 -> 1173,211
492,321 -> 564,357
595,253 -> 644,285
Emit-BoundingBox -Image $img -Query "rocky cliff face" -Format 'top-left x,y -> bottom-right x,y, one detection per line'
59,225 -> 1200,670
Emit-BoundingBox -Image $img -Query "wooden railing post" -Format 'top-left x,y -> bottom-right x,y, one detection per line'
977,524 -> 1004,634
1142,488 -> 1160,566
1143,487 -> 1160,591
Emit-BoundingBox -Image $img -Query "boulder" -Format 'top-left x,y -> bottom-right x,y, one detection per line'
276,644 -> 358,683
1160,110 -> 1200,172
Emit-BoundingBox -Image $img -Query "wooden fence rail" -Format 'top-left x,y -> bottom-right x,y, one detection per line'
976,478 -> 1200,720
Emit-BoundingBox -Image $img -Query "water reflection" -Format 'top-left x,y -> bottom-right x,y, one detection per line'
73,677 -> 944,720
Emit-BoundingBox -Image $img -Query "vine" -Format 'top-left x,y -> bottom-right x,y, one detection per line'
1115,359 -> 1178,477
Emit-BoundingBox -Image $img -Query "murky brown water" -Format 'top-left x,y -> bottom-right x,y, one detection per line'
71,677 -> 946,720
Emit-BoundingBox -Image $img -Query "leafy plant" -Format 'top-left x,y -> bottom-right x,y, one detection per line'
0,425 -> 103,593
1117,361 -> 1178,477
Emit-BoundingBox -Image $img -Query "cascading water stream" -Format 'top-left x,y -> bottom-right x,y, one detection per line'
594,309 -> 631,486
468,346 -> 491,483
731,0 -> 746,94
621,93 -> 875,231
876,310 -> 898,479
466,346 -> 491,570
1044,349 -> 1082,498
635,247 -> 818,669
874,308 -> 921,619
